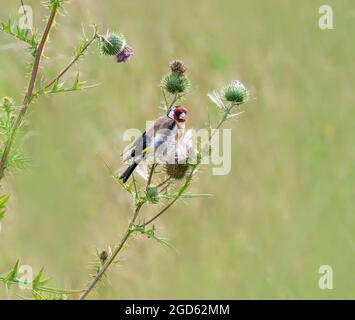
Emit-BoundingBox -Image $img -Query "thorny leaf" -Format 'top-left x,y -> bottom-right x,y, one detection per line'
4,260 -> 20,284
129,225 -> 172,248
32,267 -> 51,290
0,17 -> 38,56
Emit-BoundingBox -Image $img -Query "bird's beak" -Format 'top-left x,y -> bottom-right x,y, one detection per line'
179,112 -> 186,121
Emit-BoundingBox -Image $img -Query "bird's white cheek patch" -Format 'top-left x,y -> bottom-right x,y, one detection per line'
179,112 -> 186,120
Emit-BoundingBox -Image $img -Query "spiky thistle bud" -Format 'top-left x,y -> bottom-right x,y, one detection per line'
99,250 -> 108,263
170,60 -> 186,76
161,72 -> 190,94
223,80 -> 249,105
146,186 -> 159,204
100,33 -> 125,56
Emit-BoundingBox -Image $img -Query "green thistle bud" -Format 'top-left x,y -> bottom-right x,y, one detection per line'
100,33 -> 125,56
146,186 -> 159,204
165,163 -> 189,180
161,72 -> 190,94
223,80 -> 249,105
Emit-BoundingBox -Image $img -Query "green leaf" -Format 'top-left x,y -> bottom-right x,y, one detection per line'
4,260 -> 20,283
226,111 -> 245,120
129,224 -> 172,248
32,267 -> 50,290
51,79 -> 63,93
0,17 -> 38,56
7,149 -> 29,170
160,193 -> 212,200
71,74 -> 81,90
208,91 -> 226,110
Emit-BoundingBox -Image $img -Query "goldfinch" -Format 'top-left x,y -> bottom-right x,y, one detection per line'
120,106 -> 188,183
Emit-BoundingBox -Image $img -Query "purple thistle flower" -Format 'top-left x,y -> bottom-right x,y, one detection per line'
115,45 -> 133,63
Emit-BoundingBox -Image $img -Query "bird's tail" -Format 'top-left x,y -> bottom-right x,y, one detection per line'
120,162 -> 138,183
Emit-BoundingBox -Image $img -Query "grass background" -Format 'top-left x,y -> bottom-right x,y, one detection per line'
0,0 -> 354,299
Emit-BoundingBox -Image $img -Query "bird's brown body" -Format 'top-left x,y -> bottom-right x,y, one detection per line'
120,106 -> 187,183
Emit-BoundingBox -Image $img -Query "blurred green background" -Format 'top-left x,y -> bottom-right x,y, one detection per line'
0,0 -> 354,299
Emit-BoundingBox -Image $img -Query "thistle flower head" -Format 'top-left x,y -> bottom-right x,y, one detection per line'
100,32 -> 125,56
116,45 -> 134,63
165,163 -> 190,180
170,60 -> 186,76
161,72 -> 190,94
162,130 -> 195,180
223,80 -> 249,105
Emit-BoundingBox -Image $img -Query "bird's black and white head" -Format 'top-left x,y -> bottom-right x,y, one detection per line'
168,106 -> 187,127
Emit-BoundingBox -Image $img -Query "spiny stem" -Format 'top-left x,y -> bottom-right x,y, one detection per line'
0,4 -> 59,179
132,173 -> 138,195
210,104 -> 234,140
157,177 -> 171,188
141,197 -> 178,227
159,182 -> 170,194
79,203 -> 144,300
167,93 -> 178,113
44,27 -> 98,90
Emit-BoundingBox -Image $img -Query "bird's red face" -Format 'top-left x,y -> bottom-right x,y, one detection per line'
173,106 -> 187,123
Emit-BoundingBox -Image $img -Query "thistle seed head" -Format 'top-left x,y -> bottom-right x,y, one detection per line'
165,163 -> 189,180
170,60 -> 186,76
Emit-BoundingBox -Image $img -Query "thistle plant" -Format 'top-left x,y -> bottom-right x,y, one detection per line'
0,2 -> 249,301
0,0 -> 132,299
78,60 -> 249,299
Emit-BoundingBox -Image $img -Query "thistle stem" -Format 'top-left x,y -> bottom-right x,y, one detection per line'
0,4 -> 59,179
146,163 -> 157,187
210,104 -> 234,140
141,197 -> 178,227
79,203 -> 143,300
44,27 -> 98,90
157,177 -> 171,188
